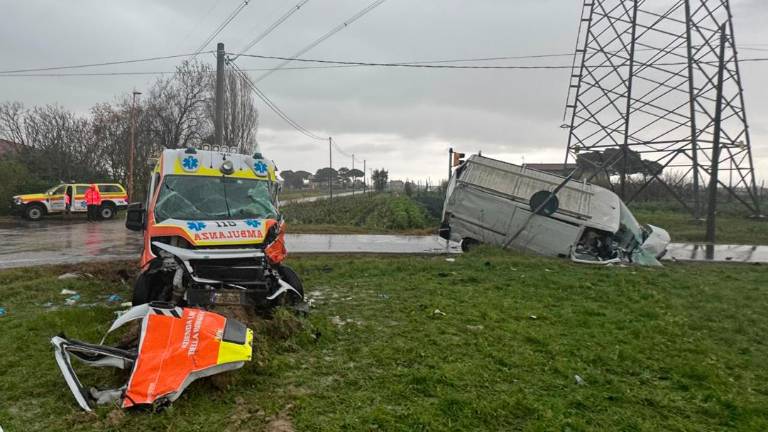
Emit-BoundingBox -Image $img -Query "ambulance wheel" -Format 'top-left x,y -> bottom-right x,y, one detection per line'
24,204 -> 45,221
276,265 -> 304,306
100,203 -> 116,220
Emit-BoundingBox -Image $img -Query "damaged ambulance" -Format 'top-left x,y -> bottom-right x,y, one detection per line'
439,154 -> 670,265
125,147 -> 303,311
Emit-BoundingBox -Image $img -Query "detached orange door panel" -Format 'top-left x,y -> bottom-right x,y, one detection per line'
123,309 -> 225,407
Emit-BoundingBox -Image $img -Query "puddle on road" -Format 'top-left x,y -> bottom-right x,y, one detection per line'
664,243 -> 768,264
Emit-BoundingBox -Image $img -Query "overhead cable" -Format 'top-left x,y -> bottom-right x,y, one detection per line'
229,53 -> 768,69
229,61 -> 325,141
5,56 -> 768,77
252,0 -> 390,83
194,0 -> 251,55
0,52 -> 210,74
4,46 -> 765,75
233,0 -> 313,60
177,0 -> 226,51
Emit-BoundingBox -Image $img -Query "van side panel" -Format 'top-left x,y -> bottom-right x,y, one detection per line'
446,183 -> 581,256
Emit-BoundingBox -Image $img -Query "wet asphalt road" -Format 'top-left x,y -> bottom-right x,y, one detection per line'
0,218 -> 460,269
1,217 -> 766,269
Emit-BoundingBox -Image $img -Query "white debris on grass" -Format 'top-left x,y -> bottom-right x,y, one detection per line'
574,374 -> 586,386
330,316 -> 363,326
60,289 -> 78,295
64,294 -> 81,306
433,309 -> 447,317
57,272 -> 94,280
445,258 -> 456,262
466,325 -> 484,331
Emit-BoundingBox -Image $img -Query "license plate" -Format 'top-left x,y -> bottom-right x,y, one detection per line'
213,291 -> 242,305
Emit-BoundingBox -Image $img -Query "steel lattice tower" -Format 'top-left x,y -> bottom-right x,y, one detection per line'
563,0 -> 761,217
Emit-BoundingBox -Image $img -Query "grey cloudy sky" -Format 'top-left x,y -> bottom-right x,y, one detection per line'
1,0 -> 767,183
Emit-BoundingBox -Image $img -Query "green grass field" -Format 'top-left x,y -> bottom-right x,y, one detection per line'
631,202 -> 768,245
1,251 -> 767,431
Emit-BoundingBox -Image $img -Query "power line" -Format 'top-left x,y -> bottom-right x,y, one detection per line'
233,0 -> 313,60
332,140 -> 363,165
176,0 -> 226,51
4,44 -> 766,76
229,61 -> 363,159
194,0 -> 251,55
253,0 -> 391,83
3,56 -> 768,78
0,52 -> 211,74
230,53 -> 768,69
228,61 -> 325,141
5,56 -> 768,78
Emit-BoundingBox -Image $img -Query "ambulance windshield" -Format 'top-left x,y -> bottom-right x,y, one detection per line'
154,175 -> 278,222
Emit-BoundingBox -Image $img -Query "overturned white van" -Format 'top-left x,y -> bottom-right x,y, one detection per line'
439,155 -> 670,266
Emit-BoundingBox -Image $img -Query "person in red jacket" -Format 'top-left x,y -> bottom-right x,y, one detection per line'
84,184 -> 102,222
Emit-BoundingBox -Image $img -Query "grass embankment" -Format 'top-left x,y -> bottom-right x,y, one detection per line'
1,252 -> 767,431
283,193 -> 438,235
631,201 -> 768,244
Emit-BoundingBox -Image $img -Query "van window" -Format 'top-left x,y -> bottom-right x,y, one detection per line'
99,184 -> 124,193
75,185 -> 89,195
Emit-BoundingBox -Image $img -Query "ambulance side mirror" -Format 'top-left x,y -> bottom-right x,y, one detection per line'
125,202 -> 146,231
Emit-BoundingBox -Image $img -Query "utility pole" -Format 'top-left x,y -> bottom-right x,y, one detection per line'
363,159 -> 367,194
328,137 -> 333,208
706,23 -> 728,246
128,90 -> 141,201
351,153 -> 355,196
448,147 -> 453,181
215,42 -> 225,148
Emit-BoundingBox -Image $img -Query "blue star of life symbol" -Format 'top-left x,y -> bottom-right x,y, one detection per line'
245,219 -> 261,228
182,156 -> 199,171
187,221 -> 206,231
81,200 -> 87,207
253,160 -> 268,175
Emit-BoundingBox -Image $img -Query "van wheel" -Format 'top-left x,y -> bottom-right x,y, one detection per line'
275,265 -> 304,306
100,203 -> 116,220
461,238 -> 480,252
25,204 -> 45,221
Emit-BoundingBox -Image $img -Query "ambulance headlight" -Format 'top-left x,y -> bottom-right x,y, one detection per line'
13,197 -> 22,205
220,160 -> 235,175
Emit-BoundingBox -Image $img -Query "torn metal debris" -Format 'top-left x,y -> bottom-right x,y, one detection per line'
439,155 -> 670,266
51,302 -> 252,411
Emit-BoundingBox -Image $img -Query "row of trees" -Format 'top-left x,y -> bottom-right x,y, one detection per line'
281,167 -> 366,189
0,59 -> 259,204
280,167 -> 390,192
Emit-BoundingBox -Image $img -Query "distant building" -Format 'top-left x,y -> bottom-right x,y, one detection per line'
388,180 -> 405,192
